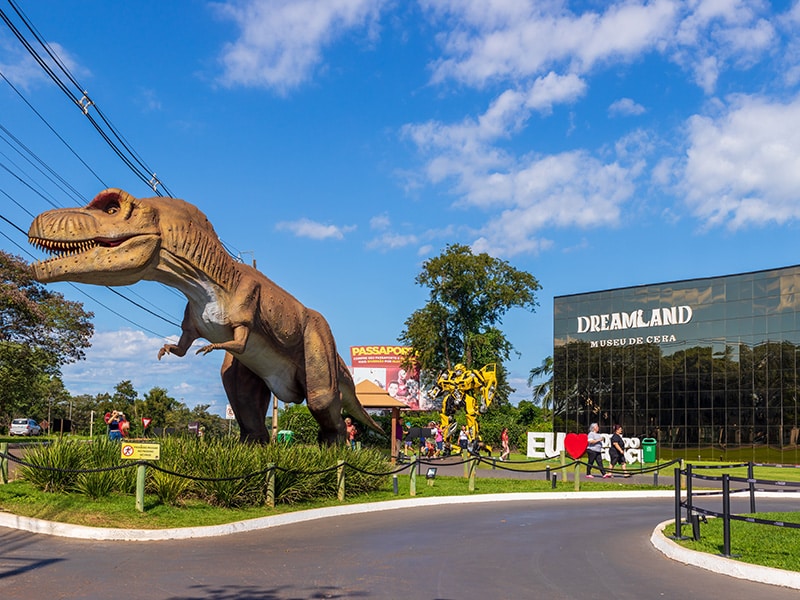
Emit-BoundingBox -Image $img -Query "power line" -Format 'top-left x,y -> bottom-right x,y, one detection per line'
0,70 -> 107,191
0,159 -> 63,209
0,1 -> 172,196
0,185 -> 37,219
0,121 -> 86,205
64,282 -> 174,339
104,287 -> 181,328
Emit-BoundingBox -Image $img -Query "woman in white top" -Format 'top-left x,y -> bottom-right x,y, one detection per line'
586,422 -> 610,478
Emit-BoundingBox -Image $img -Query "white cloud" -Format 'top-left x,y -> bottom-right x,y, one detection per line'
402,72 -> 586,179
609,97 -> 646,117
671,0 -> 776,93
398,1 -> 786,258
0,37 -> 88,90
369,214 -> 391,230
366,231 -> 419,250
680,94 -> 800,229
470,151 -> 641,256
275,217 -> 356,240
400,69 -> 645,256
424,1 -> 776,96
214,0 -> 386,92
424,0 -> 679,86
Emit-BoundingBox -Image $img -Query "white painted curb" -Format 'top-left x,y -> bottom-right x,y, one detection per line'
651,518 -> 800,590
0,490 -> 673,541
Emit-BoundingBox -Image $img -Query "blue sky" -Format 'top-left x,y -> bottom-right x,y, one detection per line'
2,0 -> 800,414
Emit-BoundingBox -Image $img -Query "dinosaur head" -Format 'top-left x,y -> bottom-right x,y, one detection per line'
28,188 -> 161,285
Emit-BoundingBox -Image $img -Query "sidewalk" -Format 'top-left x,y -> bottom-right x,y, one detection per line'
406,454 -> 670,484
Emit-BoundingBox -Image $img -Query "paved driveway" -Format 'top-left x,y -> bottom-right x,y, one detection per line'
1,496 -> 797,599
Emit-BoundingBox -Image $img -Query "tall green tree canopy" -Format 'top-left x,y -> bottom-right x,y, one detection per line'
0,251 -> 94,423
142,387 -> 180,428
399,243 -> 541,401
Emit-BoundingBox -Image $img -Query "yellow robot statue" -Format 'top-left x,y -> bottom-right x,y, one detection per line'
430,363 -> 497,456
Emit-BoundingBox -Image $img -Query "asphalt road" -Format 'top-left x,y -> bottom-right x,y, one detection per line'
1,496 -> 797,600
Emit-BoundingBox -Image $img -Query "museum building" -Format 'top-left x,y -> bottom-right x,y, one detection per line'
553,264 -> 800,461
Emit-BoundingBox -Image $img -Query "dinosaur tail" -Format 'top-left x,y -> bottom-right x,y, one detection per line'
338,357 -> 384,434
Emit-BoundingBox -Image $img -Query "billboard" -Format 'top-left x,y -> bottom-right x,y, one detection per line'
350,345 -> 431,410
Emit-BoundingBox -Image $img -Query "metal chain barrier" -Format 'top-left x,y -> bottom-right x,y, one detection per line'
1,446 -> 682,492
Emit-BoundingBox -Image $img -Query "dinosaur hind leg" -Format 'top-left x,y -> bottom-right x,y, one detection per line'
221,352 -> 271,443
302,310 -> 347,445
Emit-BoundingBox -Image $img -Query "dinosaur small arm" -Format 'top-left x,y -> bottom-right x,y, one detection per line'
28,188 -> 382,443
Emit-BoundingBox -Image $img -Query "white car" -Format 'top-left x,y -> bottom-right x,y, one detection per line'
9,418 -> 42,436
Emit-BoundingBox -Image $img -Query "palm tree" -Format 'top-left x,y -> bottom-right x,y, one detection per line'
528,356 -> 553,415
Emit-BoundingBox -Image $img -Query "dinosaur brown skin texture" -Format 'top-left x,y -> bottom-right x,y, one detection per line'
28,188 -> 381,443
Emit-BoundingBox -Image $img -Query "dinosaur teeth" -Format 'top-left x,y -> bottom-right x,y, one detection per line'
28,237 -> 100,257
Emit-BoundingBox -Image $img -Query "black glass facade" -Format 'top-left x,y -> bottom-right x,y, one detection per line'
553,265 -> 800,462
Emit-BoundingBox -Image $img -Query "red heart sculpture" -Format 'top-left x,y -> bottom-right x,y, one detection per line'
564,432 -> 588,459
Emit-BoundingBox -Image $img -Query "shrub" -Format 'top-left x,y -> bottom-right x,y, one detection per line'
278,405 -> 320,444
73,438 -> 130,499
17,436 -> 392,508
191,438 -> 267,508
20,440 -> 86,493
146,438 -> 196,506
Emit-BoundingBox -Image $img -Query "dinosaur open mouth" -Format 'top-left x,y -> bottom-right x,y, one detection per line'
29,236 -> 132,258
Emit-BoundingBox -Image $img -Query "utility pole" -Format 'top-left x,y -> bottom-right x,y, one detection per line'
238,251 -> 256,269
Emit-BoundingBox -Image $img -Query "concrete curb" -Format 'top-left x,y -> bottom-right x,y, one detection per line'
0,490 -> 674,541
651,518 -> 800,590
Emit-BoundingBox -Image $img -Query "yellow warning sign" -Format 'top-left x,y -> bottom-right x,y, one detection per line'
120,442 -> 161,461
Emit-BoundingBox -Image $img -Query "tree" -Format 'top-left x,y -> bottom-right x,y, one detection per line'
0,251 -> 93,425
141,387 -> 180,430
528,355 -> 554,414
188,403 -> 227,437
112,380 -> 138,413
399,243 -> 540,402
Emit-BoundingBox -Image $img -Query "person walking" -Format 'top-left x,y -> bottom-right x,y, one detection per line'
609,424 -> 630,477
345,417 -> 358,450
586,422 -> 610,478
500,427 -> 510,461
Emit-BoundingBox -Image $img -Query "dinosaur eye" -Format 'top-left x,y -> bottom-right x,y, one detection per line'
88,193 -> 123,215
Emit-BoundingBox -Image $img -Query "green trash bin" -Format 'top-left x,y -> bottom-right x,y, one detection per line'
276,430 -> 294,444
641,438 -> 657,463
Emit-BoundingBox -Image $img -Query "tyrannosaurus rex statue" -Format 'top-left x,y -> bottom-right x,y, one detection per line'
27,188 -> 381,443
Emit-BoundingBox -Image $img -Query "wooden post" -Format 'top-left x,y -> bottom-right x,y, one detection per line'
135,463 -> 147,512
574,462 -> 580,491
390,408 -> 399,464
271,398 -> 279,442
463,450 -> 469,478
468,458 -> 477,492
0,442 -> 7,484
410,456 -> 417,496
265,462 -> 275,508
337,459 -> 345,501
